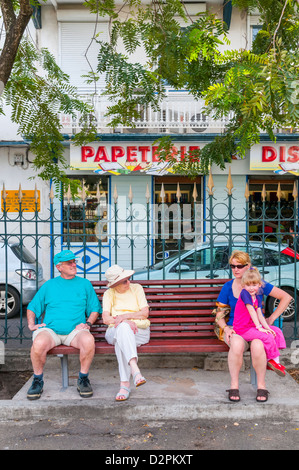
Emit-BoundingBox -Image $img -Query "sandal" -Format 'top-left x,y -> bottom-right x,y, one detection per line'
226,389 -> 240,402
133,372 -> 146,388
115,386 -> 131,402
256,388 -> 270,402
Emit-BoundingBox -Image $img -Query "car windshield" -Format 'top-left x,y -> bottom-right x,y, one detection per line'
10,245 -> 36,264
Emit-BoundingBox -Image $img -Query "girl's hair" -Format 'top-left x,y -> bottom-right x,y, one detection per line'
241,266 -> 263,286
229,250 -> 251,266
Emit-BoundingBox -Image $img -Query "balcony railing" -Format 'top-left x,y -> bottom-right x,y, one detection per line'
59,89 -> 234,134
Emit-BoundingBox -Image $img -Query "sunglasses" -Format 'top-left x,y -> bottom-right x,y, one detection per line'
230,263 -> 248,270
62,260 -> 78,266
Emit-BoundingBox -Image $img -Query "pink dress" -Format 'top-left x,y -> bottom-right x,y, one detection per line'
233,289 -> 286,360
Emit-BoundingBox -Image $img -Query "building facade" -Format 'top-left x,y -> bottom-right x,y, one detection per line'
0,0 -> 298,281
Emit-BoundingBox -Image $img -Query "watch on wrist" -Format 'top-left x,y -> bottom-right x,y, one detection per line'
86,321 -> 92,327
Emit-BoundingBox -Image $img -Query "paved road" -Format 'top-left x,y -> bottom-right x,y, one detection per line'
1,417 -> 299,451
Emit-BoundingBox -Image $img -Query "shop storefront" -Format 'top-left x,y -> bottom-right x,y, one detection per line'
249,142 -> 299,244
63,140 -> 203,274
49,137 -> 299,277
0,137 -> 298,280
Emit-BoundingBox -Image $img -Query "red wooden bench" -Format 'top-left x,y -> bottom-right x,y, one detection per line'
48,279 -> 230,388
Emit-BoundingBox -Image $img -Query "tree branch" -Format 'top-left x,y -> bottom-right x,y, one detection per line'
0,0 -> 33,86
272,0 -> 288,55
0,0 -> 16,31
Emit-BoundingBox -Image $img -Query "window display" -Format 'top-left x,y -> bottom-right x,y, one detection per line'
63,176 -> 108,243
248,177 -> 297,244
154,176 -> 201,259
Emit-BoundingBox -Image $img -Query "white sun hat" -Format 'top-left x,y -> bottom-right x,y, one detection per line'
105,264 -> 135,288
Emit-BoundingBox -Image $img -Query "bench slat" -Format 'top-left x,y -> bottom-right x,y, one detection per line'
92,325 -> 215,335
149,311 -> 215,317
91,279 -> 228,286
145,295 -> 219,301
147,302 -> 216,309
49,342 -> 229,356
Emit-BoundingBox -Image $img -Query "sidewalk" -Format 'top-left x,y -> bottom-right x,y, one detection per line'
2,351 -> 299,424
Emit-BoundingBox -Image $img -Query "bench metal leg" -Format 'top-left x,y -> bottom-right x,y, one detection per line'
57,354 -> 69,388
250,359 -> 257,388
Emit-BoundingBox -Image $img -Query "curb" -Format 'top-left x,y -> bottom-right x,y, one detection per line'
2,398 -> 299,423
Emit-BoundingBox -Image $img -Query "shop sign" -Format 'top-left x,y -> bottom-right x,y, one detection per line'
70,142 -> 202,174
250,143 -> 299,174
1,190 -> 41,212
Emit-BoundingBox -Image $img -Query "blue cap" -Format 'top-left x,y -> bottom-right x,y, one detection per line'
54,250 -> 78,265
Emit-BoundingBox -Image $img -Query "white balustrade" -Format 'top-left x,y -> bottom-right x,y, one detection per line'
59,89 -> 233,133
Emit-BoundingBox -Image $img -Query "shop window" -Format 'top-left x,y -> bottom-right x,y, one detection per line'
154,176 -> 201,259
248,178 -> 297,243
63,176 -> 108,244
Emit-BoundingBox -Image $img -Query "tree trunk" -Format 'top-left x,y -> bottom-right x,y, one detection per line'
0,0 -> 33,89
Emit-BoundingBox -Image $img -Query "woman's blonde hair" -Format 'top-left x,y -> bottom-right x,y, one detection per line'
241,266 -> 263,286
229,250 -> 251,266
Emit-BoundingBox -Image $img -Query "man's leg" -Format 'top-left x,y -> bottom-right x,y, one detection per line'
30,330 -> 56,374
70,330 -> 95,373
70,330 -> 95,397
28,330 -> 56,400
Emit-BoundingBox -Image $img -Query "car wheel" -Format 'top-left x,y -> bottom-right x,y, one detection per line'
266,287 -> 298,322
0,286 -> 21,319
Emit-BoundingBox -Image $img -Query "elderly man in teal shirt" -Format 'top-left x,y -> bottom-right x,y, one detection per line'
27,250 -> 101,400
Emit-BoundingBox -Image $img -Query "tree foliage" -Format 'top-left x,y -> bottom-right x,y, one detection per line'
93,0 -> 299,174
0,0 -> 98,195
0,0 -> 298,188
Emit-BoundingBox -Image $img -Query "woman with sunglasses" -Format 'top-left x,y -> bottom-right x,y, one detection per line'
102,265 -> 150,402
215,250 -> 291,403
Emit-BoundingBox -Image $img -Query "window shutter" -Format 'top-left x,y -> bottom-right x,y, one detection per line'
60,22 -> 108,91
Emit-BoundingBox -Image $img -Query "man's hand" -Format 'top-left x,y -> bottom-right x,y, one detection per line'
75,323 -> 91,330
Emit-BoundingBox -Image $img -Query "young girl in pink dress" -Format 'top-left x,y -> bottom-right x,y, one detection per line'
233,267 -> 286,376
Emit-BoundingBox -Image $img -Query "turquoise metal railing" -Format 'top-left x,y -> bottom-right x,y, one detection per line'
0,174 -> 298,344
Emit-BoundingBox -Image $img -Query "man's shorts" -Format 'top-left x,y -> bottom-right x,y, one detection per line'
32,326 -> 90,347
